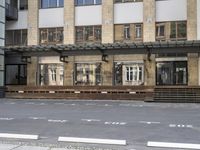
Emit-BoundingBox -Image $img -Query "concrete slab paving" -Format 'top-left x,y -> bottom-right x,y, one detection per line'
13,146 -> 50,150
0,144 -> 19,150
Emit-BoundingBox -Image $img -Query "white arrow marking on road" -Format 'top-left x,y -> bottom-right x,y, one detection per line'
81,119 -> 101,122
0,118 -> 14,121
140,121 -> 160,125
48,119 -> 68,123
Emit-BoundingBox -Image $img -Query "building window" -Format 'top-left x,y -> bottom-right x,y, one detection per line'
75,63 -> 102,86
115,0 -> 143,3
114,24 -> 143,42
40,28 -> 63,44
156,23 -> 165,41
156,61 -> 187,85
124,25 -> 130,40
135,24 -> 142,39
75,0 -> 102,6
40,0 -> 64,8
76,26 -> 101,43
5,30 -> 27,46
39,64 -> 64,86
114,63 -> 144,86
170,21 -> 187,40
20,0 -> 28,10
5,64 -> 27,85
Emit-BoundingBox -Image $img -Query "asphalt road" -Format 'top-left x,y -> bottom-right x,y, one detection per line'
0,99 -> 200,150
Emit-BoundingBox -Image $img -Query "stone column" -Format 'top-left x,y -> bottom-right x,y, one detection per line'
102,55 -> 114,85
143,0 -> 156,42
64,0 -> 75,44
144,54 -> 156,86
28,0 -> 39,45
187,0 -> 197,40
27,57 -> 38,86
188,53 -> 199,86
64,56 -> 74,86
102,0 -> 114,43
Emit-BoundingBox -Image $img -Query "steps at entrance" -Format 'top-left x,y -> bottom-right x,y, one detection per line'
154,86 -> 200,103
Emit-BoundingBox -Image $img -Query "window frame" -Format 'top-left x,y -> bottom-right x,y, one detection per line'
75,0 -> 102,6
40,0 -> 64,9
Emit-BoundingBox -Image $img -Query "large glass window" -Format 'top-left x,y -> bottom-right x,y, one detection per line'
170,21 -> 187,40
75,0 -> 102,6
40,28 -> 63,44
5,30 -> 27,46
75,63 -> 102,86
39,64 -> 64,86
76,26 -> 101,43
5,64 -> 27,85
156,61 -> 187,85
40,0 -> 64,8
114,63 -> 144,86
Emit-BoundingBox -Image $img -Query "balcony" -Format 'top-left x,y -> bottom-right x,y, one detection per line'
6,3 -> 18,21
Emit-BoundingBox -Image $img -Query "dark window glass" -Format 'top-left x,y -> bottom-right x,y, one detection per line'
49,0 -> 57,7
41,0 -> 48,8
177,22 -> 186,38
20,0 -> 28,10
40,28 -> 63,44
59,0 -> 64,7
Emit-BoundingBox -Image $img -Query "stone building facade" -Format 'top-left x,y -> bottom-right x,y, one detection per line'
3,0 -> 200,89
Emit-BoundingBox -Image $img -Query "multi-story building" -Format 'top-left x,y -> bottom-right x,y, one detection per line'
2,0 -> 200,100
0,0 -> 5,97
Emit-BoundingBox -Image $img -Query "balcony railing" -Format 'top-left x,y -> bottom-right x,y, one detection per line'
6,3 -> 18,21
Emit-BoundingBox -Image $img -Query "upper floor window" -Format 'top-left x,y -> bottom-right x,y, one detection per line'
5,29 -> 27,46
76,26 -> 101,43
170,21 -> 187,40
40,0 -> 64,9
20,0 -> 28,10
156,21 -> 187,41
115,24 -> 143,42
115,0 -> 143,3
40,27 -> 63,44
75,0 -> 102,6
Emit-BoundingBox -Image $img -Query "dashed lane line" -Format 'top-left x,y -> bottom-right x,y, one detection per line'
147,141 -> 200,149
0,118 -> 14,121
58,137 -> 127,145
139,121 -> 161,125
81,119 -> 101,122
0,133 -> 39,140
48,119 -> 68,123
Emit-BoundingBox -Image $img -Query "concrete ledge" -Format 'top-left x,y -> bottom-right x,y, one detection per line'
147,141 -> 200,149
58,137 -> 126,145
0,133 -> 39,140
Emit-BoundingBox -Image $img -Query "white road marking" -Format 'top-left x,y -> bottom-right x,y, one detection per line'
58,137 -> 126,145
104,122 -> 127,125
48,119 -> 68,123
169,124 -> 193,128
65,104 -> 76,106
25,102 -> 35,105
0,133 -> 39,140
54,103 -> 65,105
104,104 -> 112,107
147,141 -> 200,149
29,117 -> 46,120
139,121 -> 160,125
85,103 -> 96,106
5,102 -> 16,105
0,118 -> 14,121
81,119 -> 101,122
